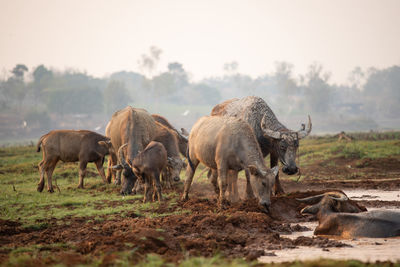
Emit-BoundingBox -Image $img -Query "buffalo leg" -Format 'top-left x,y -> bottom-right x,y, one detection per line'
95,158 -> 108,184
143,176 -> 151,203
228,170 -> 240,202
115,170 -> 122,185
105,157 -> 113,184
46,159 -> 58,193
37,159 -> 46,192
181,158 -> 199,201
208,169 -> 219,195
217,164 -> 228,205
78,161 -> 88,189
270,154 -> 284,195
245,169 -> 255,199
153,171 -> 163,203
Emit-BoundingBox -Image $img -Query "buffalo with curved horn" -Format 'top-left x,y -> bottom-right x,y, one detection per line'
298,192 -> 400,238
211,96 -> 312,195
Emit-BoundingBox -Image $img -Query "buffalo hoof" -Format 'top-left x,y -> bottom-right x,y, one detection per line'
180,195 -> 189,202
120,190 -> 132,196
37,184 -> 44,192
218,198 -> 230,210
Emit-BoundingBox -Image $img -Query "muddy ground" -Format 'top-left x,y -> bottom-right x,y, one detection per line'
1,157 -> 400,265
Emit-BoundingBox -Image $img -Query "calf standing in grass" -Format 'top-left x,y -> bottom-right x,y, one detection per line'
115,141 -> 167,203
36,130 -> 113,192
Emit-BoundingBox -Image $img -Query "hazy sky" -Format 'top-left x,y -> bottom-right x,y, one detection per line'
1,0 -> 399,83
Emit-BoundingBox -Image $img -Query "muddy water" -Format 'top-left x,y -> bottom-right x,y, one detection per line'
346,189 -> 400,202
259,189 -> 400,263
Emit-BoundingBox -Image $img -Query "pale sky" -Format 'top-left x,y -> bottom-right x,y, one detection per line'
1,0 -> 399,83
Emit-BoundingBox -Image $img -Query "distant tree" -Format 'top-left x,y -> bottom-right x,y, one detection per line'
137,46 -> 163,78
45,86 -> 103,116
302,63 -> 333,114
223,61 -> 238,75
103,80 -> 131,115
363,66 -> 400,118
347,66 -> 365,89
168,62 -> 184,73
11,64 -> 28,80
273,62 -> 299,114
31,65 -> 53,103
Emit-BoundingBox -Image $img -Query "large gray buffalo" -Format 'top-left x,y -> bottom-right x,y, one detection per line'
181,116 -> 279,212
36,130 -> 113,192
211,96 -> 312,194
298,192 -> 400,238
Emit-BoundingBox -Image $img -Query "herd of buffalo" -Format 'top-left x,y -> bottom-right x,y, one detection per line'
35,96 -> 400,239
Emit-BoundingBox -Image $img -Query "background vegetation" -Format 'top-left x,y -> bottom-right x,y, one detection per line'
1,47 -> 400,143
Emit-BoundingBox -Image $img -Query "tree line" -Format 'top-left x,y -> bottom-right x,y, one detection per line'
1,57 -> 399,137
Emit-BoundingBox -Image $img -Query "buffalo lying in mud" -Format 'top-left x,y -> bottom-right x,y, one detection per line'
181,116 -> 279,212
36,130 -> 113,192
298,192 -> 400,238
211,96 -> 312,195
114,141 -> 167,203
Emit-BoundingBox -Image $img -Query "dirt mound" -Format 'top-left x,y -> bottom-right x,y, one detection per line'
1,191 -> 354,264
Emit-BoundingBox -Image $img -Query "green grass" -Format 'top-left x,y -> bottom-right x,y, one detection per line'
1,134 -> 400,266
298,138 -> 400,165
0,145 -> 188,228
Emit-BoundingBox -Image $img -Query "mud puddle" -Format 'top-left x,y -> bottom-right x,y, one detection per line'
260,189 -> 400,263
346,189 -> 400,202
260,237 -> 400,263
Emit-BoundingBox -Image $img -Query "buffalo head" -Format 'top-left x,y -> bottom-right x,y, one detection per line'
112,143 -> 138,195
247,165 -> 279,212
261,115 -> 312,175
166,156 -> 185,182
297,191 -> 366,216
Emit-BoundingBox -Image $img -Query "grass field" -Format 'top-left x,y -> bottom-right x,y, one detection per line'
1,132 -> 400,266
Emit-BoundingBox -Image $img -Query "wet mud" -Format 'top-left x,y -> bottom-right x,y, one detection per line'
2,155 -> 400,264
0,190 -> 353,265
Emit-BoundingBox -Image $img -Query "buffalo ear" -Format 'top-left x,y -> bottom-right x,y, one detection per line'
271,166 -> 279,177
300,203 -> 321,215
181,128 -> 190,136
132,166 -> 141,177
248,165 -> 259,176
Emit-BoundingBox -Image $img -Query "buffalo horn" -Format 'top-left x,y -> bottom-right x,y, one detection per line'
261,115 -> 281,139
298,115 -> 312,139
118,143 -> 130,169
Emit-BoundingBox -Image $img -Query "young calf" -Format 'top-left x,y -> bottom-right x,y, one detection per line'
116,141 -> 167,203
36,130 -> 113,192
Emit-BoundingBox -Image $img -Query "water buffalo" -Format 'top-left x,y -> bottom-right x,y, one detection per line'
115,141 -> 167,203
105,107 -> 158,194
151,114 -> 188,157
181,116 -> 279,211
36,130 -> 113,192
298,192 -> 400,238
152,121 -> 185,189
105,107 -> 184,195
211,96 -> 312,195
